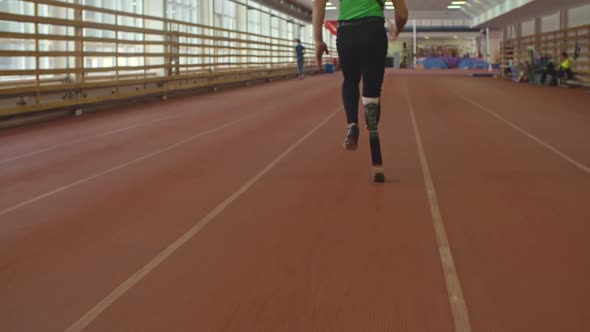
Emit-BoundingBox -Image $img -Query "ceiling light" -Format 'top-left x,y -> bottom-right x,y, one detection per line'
326,6 -> 337,10
448,5 -> 462,9
451,1 -> 466,4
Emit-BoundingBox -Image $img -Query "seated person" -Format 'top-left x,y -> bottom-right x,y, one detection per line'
540,60 -> 557,85
540,52 -> 574,85
558,52 -> 574,80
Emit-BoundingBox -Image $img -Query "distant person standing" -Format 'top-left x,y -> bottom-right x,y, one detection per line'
295,39 -> 306,79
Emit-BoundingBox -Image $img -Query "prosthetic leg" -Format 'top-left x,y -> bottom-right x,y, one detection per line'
365,103 -> 384,183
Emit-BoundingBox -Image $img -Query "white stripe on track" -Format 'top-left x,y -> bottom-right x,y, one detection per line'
452,89 -> 590,174
0,111 -> 262,218
404,79 -> 472,332
0,112 -> 202,165
63,110 -> 338,332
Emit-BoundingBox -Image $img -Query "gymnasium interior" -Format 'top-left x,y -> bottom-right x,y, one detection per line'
1,0 -> 589,331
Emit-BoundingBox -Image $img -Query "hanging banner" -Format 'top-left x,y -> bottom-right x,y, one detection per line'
324,21 -> 337,36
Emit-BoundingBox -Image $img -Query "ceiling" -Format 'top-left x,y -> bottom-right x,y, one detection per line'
259,0 -> 590,27
472,0 -> 590,27
290,0 -> 479,11
287,0 -> 504,20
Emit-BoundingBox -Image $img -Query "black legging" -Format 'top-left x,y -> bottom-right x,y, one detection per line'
541,66 -> 574,85
337,18 -> 388,125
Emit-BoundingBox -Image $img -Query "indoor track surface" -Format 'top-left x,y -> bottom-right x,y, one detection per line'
1,70 -> 589,332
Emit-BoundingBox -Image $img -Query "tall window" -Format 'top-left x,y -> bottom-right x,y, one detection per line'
168,0 -> 199,24
0,0 -> 318,76
168,0 -> 200,67
245,1 -> 262,65
287,21 -> 293,41
214,0 -> 236,30
75,0 -> 144,69
0,1 -> 36,75
213,0 -> 237,67
260,12 -> 270,36
247,1 -> 261,35
270,14 -> 279,38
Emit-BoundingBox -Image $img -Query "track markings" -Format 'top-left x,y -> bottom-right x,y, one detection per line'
451,90 -> 590,174
0,80 -> 320,165
0,112 -> 188,165
63,110 -> 338,332
0,81 -> 341,218
0,110 -> 268,218
404,79 -> 472,332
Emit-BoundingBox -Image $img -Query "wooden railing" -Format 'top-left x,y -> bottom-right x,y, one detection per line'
0,0 -> 336,118
500,24 -> 590,82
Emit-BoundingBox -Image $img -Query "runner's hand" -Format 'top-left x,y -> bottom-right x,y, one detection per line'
394,6 -> 408,36
315,41 -> 329,70
387,19 -> 398,40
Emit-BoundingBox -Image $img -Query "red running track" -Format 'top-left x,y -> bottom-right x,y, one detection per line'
0,70 -> 589,332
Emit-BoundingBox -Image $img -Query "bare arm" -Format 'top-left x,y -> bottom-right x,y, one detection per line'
391,0 -> 409,36
313,0 -> 328,43
313,0 -> 329,69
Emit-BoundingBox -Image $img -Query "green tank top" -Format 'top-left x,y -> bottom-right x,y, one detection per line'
338,0 -> 384,21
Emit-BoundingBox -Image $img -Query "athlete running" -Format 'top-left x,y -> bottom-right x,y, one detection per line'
313,0 -> 408,182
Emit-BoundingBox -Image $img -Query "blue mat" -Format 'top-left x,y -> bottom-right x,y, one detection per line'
420,57 -> 449,69
458,58 -> 489,70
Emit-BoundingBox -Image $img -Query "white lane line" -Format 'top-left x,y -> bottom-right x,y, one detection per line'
63,110 -> 338,332
0,112 -> 197,165
405,80 -> 472,332
451,90 -> 590,174
0,80 -> 335,165
0,110 -> 265,218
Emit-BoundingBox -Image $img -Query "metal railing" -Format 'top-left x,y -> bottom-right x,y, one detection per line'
500,24 -> 589,82
0,0 -> 336,117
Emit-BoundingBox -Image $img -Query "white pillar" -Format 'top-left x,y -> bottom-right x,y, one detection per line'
559,9 -> 568,30
486,27 -> 491,71
534,16 -> 541,54
515,23 -> 522,39
413,19 -> 417,67
236,4 -> 247,31
199,0 -> 211,26
534,17 -> 542,35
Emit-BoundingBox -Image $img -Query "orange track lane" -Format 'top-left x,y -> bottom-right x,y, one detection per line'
0,70 -> 589,332
407,75 -> 590,332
